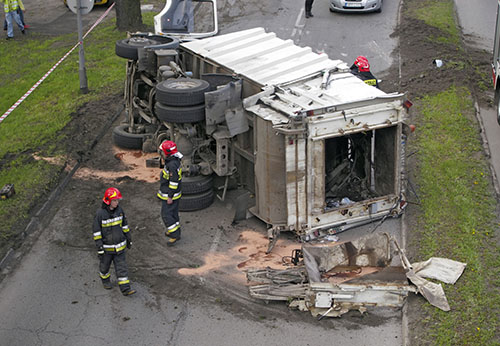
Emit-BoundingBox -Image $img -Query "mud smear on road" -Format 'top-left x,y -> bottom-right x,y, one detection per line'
74,148 -> 159,183
177,230 -> 300,284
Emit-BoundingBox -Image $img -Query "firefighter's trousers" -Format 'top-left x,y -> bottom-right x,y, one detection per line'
161,199 -> 181,240
99,251 -> 131,293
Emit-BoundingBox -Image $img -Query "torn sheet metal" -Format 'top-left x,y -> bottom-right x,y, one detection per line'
393,239 -> 466,312
412,257 -> 466,285
247,234 -> 466,318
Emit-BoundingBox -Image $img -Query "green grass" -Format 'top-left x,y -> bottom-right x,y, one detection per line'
0,18 -> 127,244
411,0 -> 461,46
412,87 -> 500,345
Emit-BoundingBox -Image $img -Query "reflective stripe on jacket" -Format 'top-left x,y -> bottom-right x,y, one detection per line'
92,205 -> 131,254
157,157 -> 182,200
4,0 -> 19,13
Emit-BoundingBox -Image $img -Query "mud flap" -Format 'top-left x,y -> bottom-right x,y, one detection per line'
204,76 -> 247,136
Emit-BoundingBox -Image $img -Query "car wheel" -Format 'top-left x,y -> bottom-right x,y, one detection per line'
115,37 -> 161,60
179,189 -> 215,212
112,124 -> 146,149
155,102 -> 205,123
182,174 -> 214,195
496,88 -> 500,126
156,78 -> 210,107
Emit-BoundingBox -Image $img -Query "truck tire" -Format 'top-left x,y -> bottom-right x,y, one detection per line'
115,37 -> 161,60
156,78 -> 210,106
112,124 -> 145,149
182,174 -> 214,195
179,189 -> 215,212
155,102 -> 205,123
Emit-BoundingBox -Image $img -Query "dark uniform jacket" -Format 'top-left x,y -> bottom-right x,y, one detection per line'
350,65 -> 379,88
93,204 -> 131,254
157,156 -> 182,201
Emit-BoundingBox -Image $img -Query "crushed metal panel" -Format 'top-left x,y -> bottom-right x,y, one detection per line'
181,28 -> 347,86
412,257 -> 467,285
307,101 -> 404,140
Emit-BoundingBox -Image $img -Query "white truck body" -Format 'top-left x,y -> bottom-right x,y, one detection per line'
180,28 -> 408,239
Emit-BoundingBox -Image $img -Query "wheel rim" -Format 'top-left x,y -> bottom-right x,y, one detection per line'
128,37 -> 157,47
168,81 -> 200,89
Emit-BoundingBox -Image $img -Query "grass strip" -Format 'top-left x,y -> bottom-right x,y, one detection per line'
0,18 -> 127,243
411,0 -> 461,46
413,86 -> 500,345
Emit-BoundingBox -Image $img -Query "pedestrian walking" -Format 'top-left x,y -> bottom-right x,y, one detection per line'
350,55 -> 379,88
157,140 -> 183,246
305,0 -> 314,18
93,187 -> 136,296
3,0 -> 28,31
3,0 -> 25,40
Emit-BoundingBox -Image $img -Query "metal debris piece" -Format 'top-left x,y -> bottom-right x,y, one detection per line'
0,184 -> 15,200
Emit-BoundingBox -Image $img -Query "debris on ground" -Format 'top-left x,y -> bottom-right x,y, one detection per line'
246,233 -> 466,318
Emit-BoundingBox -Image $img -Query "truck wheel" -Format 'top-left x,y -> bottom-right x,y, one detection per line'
179,189 -> 215,212
115,37 -> 161,60
156,78 -> 210,106
112,124 -> 145,149
182,174 -> 214,195
155,102 -> 205,123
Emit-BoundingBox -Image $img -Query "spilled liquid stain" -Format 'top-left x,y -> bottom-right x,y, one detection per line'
178,230 -> 300,280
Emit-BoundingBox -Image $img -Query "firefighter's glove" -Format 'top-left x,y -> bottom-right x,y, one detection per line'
126,240 -> 132,249
97,247 -> 104,258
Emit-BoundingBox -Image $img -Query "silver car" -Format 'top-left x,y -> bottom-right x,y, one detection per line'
330,0 -> 383,13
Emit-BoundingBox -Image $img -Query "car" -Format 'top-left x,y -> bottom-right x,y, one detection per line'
63,0 -> 114,9
329,0 -> 383,13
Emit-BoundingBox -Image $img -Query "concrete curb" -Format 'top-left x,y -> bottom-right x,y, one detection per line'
474,101 -> 500,197
397,0 -> 409,344
0,104 -> 124,274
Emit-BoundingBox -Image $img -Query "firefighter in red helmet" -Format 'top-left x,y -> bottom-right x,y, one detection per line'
157,140 -> 183,246
350,56 -> 379,88
92,187 -> 136,296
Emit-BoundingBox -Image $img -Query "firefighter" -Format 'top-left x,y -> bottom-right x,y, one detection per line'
350,56 -> 379,89
157,140 -> 183,246
93,187 -> 136,296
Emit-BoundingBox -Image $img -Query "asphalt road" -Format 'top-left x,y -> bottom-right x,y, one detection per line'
0,1 -> 405,345
220,0 -> 400,77
454,0 -> 500,194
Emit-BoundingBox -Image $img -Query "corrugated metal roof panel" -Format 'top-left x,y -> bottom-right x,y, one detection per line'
181,27 -> 345,86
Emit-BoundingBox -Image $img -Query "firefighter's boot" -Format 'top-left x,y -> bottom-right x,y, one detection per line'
122,289 -> 136,296
165,232 -> 180,246
102,281 -> 113,290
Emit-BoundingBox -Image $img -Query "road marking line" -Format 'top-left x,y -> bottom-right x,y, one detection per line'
291,8 -> 305,38
209,227 -> 223,253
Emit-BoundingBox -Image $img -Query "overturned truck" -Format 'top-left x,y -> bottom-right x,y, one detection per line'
113,27 -> 411,246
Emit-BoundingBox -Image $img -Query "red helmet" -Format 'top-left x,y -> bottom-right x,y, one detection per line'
354,56 -> 370,72
160,140 -> 178,156
103,187 -> 122,205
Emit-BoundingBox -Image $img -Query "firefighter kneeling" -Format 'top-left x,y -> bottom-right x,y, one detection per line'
93,187 -> 136,296
157,140 -> 183,246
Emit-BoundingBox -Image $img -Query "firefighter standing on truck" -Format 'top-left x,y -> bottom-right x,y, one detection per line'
350,55 -> 379,89
93,187 -> 136,296
157,140 -> 183,246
